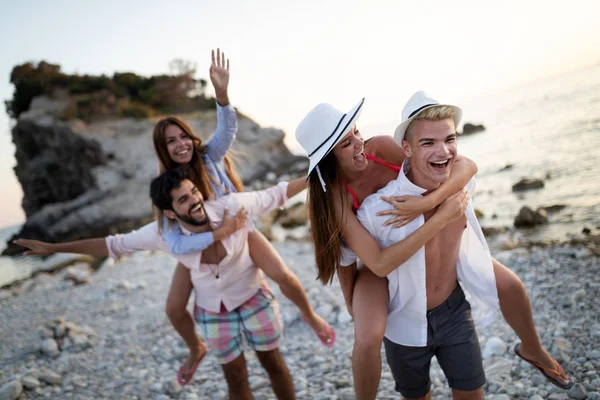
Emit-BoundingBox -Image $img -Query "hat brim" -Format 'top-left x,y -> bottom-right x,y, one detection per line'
393,104 -> 463,143
307,98 -> 365,179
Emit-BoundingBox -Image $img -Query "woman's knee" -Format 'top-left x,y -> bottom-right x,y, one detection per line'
494,261 -> 526,297
353,304 -> 386,350
354,325 -> 385,352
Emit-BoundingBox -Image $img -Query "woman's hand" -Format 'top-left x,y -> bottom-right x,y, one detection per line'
376,195 -> 434,228
210,48 -> 230,106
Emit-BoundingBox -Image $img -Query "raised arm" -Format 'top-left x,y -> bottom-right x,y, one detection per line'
338,189 -> 469,278
205,48 -> 237,162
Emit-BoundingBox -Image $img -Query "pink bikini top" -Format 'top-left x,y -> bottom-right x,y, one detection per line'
340,154 -> 402,213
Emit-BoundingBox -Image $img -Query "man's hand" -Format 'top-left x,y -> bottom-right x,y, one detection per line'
436,189 -> 469,224
13,239 -> 56,256
213,207 -> 248,241
210,48 -> 230,106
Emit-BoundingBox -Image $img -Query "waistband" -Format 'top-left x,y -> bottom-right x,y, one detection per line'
427,283 -> 464,316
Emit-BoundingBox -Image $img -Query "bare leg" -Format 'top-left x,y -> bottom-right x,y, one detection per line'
165,263 -> 207,378
255,349 -> 296,400
451,388 -> 483,400
222,353 -> 254,400
248,230 -> 333,342
352,266 -> 389,400
493,257 -> 571,385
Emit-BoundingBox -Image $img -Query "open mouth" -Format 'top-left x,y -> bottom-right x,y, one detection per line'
353,152 -> 366,164
176,149 -> 189,156
189,202 -> 204,217
429,159 -> 451,170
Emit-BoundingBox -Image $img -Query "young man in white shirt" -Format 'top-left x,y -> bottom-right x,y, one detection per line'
15,167 -> 308,399
356,93 -> 499,400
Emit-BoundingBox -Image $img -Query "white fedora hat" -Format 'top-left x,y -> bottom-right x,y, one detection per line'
393,91 -> 462,143
295,98 -> 365,191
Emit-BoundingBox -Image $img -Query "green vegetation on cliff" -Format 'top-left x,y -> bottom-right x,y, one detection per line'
5,60 -> 215,121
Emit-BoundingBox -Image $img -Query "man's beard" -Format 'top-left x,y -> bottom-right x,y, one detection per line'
174,202 -> 210,227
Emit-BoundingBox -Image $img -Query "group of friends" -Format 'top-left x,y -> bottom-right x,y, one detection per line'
15,49 -> 575,400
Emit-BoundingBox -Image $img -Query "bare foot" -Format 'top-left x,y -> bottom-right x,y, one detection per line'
517,343 -> 573,387
301,313 -> 335,345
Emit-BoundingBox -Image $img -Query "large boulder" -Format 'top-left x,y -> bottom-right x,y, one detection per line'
11,116 -> 106,217
514,206 -> 548,228
3,97 -> 308,255
272,202 -> 309,228
512,178 -> 544,192
460,122 -> 485,135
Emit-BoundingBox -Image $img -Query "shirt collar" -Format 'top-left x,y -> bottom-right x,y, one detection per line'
395,158 -> 428,196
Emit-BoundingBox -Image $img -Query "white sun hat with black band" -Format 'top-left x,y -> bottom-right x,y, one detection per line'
295,98 -> 365,192
393,91 -> 462,143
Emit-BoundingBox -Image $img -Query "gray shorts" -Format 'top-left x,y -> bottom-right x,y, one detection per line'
383,284 -> 485,398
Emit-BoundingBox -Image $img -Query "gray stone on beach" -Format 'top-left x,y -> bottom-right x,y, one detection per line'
249,376 -> 269,390
531,373 -> 547,386
589,350 -> 600,359
338,387 -> 356,400
567,383 -> 587,399
40,338 -> 60,357
38,370 -> 62,386
337,308 -> 353,325
38,326 -> 53,339
21,375 -> 40,390
0,381 -> 22,400
483,337 -> 508,359
163,380 -> 181,396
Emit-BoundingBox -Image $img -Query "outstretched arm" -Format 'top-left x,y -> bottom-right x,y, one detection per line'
15,222 -> 163,260
286,177 -> 308,199
14,238 -> 108,257
231,178 -> 307,218
205,48 -> 237,163
338,189 -> 470,278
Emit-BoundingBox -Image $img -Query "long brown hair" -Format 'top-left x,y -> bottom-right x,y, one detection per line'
152,116 -> 244,228
307,152 -> 348,285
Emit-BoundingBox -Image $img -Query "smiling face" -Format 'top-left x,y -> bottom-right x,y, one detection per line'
332,125 -> 368,174
164,124 -> 194,165
163,179 -> 210,227
402,118 -> 457,190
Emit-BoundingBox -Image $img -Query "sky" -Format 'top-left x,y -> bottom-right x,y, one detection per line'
0,0 -> 599,228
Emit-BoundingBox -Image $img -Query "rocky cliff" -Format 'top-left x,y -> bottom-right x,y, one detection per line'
3,97 -> 308,255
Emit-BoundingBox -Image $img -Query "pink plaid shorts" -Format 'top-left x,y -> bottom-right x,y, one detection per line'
194,282 -> 283,364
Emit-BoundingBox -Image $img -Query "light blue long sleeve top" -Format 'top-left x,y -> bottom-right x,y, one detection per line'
162,102 -> 239,254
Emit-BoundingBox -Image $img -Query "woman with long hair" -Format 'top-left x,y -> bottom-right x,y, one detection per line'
296,97 -> 572,398
156,49 -> 334,386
